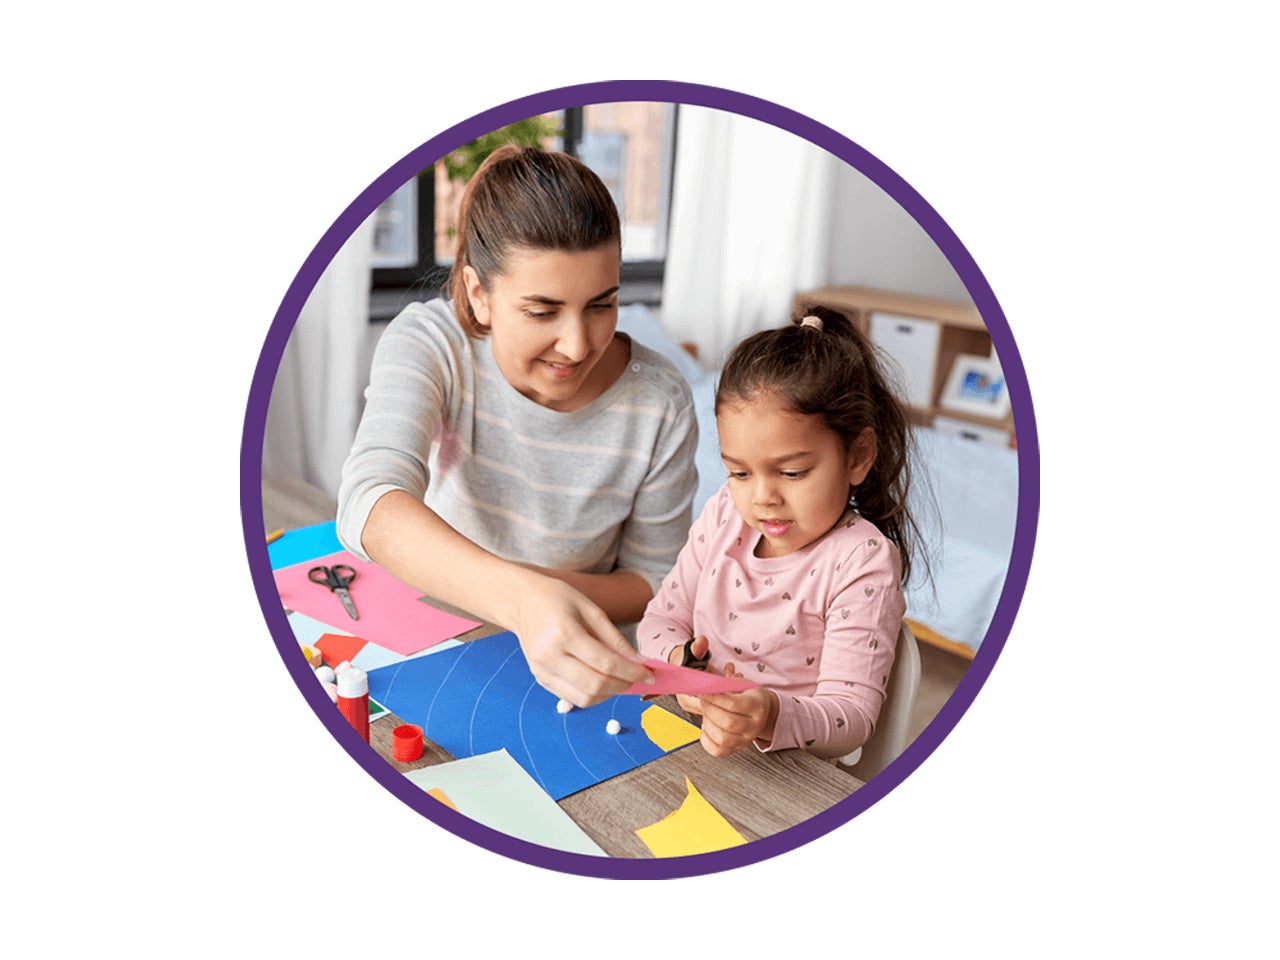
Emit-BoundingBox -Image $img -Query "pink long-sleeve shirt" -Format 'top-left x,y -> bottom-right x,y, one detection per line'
638,484 -> 905,758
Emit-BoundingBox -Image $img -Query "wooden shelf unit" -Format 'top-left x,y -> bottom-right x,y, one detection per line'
792,285 -> 1014,442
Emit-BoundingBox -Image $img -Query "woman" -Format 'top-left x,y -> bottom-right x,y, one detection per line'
338,145 -> 698,706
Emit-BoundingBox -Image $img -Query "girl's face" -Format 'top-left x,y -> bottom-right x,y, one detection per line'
464,244 -> 622,412
717,393 -> 876,559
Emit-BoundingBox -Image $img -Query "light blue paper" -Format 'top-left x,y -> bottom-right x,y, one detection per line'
287,611 -> 354,649
268,521 -> 343,570
406,750 -> 606,856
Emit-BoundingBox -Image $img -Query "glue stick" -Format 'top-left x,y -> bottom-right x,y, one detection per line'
336,666 -> 370,743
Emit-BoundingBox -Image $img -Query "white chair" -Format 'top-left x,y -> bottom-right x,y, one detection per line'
840,622 -> 921,781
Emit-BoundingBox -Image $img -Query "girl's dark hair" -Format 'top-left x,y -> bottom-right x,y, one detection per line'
715,305 -> 924,586
446,144 -> 621,336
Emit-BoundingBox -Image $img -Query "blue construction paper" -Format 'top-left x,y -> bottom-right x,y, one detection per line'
367,631 -> 692,800
268,521 -> 343,570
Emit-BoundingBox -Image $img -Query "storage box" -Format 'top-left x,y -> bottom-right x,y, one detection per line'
932,415 -> 1012,447
868,311 -> 940,409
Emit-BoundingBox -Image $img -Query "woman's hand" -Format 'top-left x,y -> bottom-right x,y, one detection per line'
361,494 -> 651,707
512,577 -> 653,708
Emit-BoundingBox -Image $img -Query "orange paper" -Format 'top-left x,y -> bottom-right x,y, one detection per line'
314,632 -> 368,667
426,787 -> 457,811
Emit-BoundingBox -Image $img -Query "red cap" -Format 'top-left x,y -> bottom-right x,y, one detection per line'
392,723 -> 424,762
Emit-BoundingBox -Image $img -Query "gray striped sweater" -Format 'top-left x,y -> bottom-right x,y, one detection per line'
337,299 -> 698,595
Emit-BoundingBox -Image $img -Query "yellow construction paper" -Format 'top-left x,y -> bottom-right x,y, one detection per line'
426,787 -> 457,811
640,704 -> 701,751
635,777 -> 747,857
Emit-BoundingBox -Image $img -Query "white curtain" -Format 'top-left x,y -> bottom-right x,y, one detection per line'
661,105 -> 838,369
262,217 -> 375,500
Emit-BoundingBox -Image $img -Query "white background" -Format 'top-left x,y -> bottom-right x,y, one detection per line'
6,3 -> 1275,954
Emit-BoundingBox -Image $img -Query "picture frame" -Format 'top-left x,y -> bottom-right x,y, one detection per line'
940,353 -> 1011,420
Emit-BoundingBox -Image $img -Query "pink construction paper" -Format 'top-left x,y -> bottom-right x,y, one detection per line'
624,659 -> 758,698
274,550 -> 482,656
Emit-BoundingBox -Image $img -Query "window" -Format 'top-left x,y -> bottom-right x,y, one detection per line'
369,103 -> 678,322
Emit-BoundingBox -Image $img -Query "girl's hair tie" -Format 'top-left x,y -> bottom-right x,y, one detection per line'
799,315 -> 824,331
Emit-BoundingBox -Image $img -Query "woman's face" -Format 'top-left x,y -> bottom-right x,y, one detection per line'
464,244 -> 623,412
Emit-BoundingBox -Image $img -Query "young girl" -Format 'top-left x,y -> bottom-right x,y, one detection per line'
338,144 -> 698,707
638,306 -> 918,759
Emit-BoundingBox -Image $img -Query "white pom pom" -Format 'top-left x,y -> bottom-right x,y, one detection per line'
556,698 -> 573,714
315,665 -> 337,684
606,719 -> 622,735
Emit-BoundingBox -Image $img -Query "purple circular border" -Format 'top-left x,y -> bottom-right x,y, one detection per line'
240,80 -> 1039,880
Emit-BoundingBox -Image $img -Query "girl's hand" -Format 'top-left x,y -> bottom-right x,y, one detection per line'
512,577 -> 653,708
693,686 -> 780,758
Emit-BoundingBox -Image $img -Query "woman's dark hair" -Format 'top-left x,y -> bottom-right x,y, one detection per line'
714,305 -> 924,586
446,144 -> 621,336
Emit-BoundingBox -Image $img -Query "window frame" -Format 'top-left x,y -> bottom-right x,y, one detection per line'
370,105 -> 676,321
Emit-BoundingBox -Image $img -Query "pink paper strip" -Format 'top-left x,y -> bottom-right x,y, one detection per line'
624,659 -> 758,698
274,551 -> 482,656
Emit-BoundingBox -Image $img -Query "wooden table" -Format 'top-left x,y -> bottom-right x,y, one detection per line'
260,476 -> 862,858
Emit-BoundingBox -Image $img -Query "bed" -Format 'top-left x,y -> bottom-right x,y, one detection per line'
617,303 -> 1019,657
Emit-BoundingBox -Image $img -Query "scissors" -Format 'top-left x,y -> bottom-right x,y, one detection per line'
308,564 -> 359,621
677,636 -> 710,672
